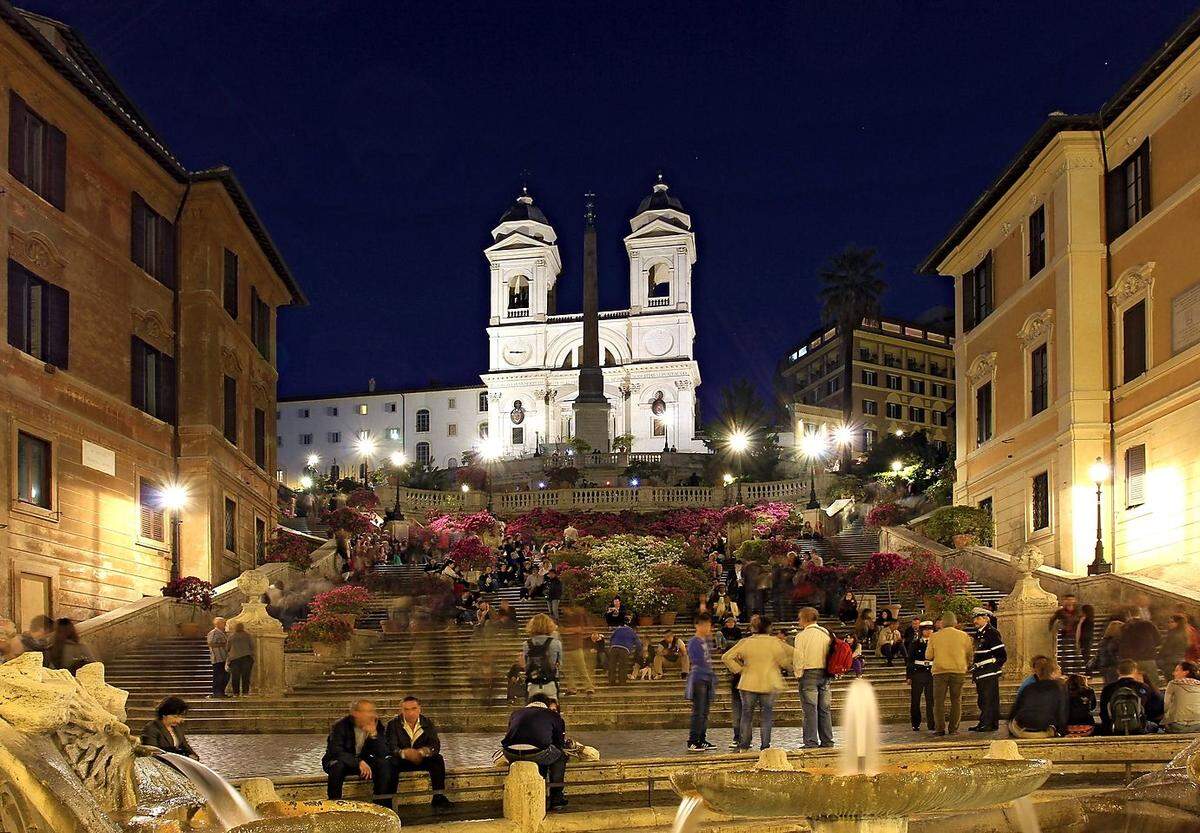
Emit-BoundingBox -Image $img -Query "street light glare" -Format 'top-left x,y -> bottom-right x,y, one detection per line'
389,451 -> 406,467
158,483 -> 189,511
799,431 -> 828,460
306,453 -> 320,468
722,473 -> 735,486
355,436 -> 377,457
461,484 -> 471,493
833,424 -> 855,447
1089,457 -> 1111,484
476,437 -> 503,461
890,459 -> 904,473
728,430 -> 751,453
299,475 -> 314,490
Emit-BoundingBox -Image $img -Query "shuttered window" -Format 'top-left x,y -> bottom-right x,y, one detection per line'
1122,300 -> 1147,383
223,376 -> 238,445
1032,471 -> 1050,531
9,92 -> 66,210
131,193 -> 176,288
16,431 -> 52,509
975,382 -> 993,446
131,337 -> 176,423
1028,205 -> 1046,276
250,288 -> 270,360
224,497 -> 237,553
139,479 -> 166,542
223,249 -> 239,319
1031,344 -> 1049,415
1125,444 -> 1147,509
7,260 -> 69,369
1106,140 -> 1151,241
254,408 -> 266,469
962,253 -> 994,331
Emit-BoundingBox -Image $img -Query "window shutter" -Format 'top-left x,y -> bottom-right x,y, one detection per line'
159,352 -> 176,424
8,261 -> 28,351
1105,164 -> 1125,241
1122,301 -> 1147,383
1125,444 -> 1146,508
224,376 -> 237,444
254,408 -> 266,468
1138,140 -> 1152,216
962,270 -> 976,331
130,338 -> 145,409
131,194 -> 146,269
223,249 -> 238,318
8,92 -> 27,183
161,215 -> 177,290
44,123 -> 65,211
981,252 -> 994,318
44,282 -> 69,369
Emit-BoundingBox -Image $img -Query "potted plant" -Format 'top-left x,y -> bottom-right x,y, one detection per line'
310,585 -> 374,627
920,505 -> 994,549
261,530 -> 319,571
893,551 -> 971,612
161,576 -> 214,638
448,535 -> 494,582
289,615 -> 354,659
865,502 -> 904,529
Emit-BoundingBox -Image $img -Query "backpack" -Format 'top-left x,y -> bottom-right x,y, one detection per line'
525,639 -> 557,685
1108,685 -> 1146,735
823,629 -> 855,678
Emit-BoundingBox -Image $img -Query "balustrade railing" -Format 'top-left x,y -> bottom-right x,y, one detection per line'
646,297 -> 671,308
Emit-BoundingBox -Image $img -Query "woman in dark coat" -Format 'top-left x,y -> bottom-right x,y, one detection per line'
139,696 -> 198,759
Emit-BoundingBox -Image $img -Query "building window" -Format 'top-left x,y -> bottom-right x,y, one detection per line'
275,468 -> 286,483
932,382 -> 948,398
512,426 -> 525,445
415,442 -> 431,466
327,406 -> 338,417
862,399 -> 878,416
885,402 -> 902,419
16,431 -> 52,509
8,93 -> 66,210
908,406 -> 925,423
1125,444 -> 1146,509
7,261 -> 69,369
448,423 -> 457,437
358,462 -> 368,481
223,249 -> 239,319
885,374 -> 902,391
1030,344 -> 1049,415
978,496 -> 993,515
131,337 -> 176,423
138,479 -> 165,542
222,376 -> 237,444
255,516 -> 266,563
415,409 -> 430,432
386,427 -> 401,440
357,404 -> 368,415
479,391 -> 488,412
652,417 -> 666,437
508,275 -> 530,310
861,369 -> 877,386
328,431 -> 340,443
254,408 -> 266,469
1121,300 -> 1147,383
825,377 -> 840,396
298,408 -> 310,418
277,435 -> 282,447
250,288 -> 270,360
385,402 -> 397,413
448,397 -> 456,410
863,429 -> 876,448
1028,205 -> 1046,276
479,422 -> 488,439
131,193 -> 176,288
932,409 -> 948,427
1107,140 -> 1151,240
975,382 -> 993,446
224,497 -> 237,553
962,252 -> 993,331
355,428 -> 369,441
909,379 -> 925,395
299,433 -> 312,445
1031,471 -> 1050,531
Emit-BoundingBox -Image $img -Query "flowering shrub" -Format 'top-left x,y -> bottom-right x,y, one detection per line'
262,530 -> 320,571
852,551 -> 910,588
310,585 -> 374,616
735,539 -> 773,564
894,551 -> 970,601
321,506 -> 375,536
865,503 -> 904,529
426,510 -> 502,537
287,614 -> 354,649
650,563 -> 711,613
345,488 -> 381,512
448,535 -> 495,571
162,576 -> 214,610
573,534 -> 687,615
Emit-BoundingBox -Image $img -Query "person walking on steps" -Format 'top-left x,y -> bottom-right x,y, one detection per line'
970,607 -> 1007,732
906,621 -> 935,732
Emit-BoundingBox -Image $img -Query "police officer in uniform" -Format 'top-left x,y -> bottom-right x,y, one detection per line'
970,607 -> 1007,732
906,620 -> 935,731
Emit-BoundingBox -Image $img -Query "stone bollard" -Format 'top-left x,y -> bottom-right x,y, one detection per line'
984,740 -> 1023,760
996,544 -> 1058,684
227,570 -> 287,696
755,748 -> 794,771
504,761 -> 546,833
239,777 -> 281,810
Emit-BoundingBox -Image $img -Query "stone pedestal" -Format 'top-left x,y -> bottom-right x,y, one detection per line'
503,761 -> 546,833
996,544 -> 1059,682
227,570 -> 287,696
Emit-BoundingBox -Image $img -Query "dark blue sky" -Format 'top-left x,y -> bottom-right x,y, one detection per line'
27,0 -> 1198,415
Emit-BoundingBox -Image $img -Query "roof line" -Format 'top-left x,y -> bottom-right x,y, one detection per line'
918,5 -> 1200,275
279,382 -> 487,403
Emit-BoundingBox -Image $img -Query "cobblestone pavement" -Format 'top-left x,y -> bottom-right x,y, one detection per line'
190,724 -> 1007,780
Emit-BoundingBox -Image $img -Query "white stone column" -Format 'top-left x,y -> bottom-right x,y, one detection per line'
227,569 -> 286,696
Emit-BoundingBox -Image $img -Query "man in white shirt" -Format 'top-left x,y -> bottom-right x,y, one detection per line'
793,606 -> 834,748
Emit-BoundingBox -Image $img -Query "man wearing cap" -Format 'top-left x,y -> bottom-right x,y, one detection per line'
970,607 -> 1007,732
905,621 -> 935,732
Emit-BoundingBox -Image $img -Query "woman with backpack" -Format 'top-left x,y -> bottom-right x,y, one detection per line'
523,614 -> 562,700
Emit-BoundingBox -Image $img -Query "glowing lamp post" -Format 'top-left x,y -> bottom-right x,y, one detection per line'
354,436 -> 377,484
388,451 -> 406,521
800,431 -> 828,510
1088,457 -> 1112,575
158,483 -> 189,582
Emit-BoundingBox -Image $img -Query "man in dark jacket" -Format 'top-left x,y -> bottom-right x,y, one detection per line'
385,696 -> 451,808
905,621 -> 935,731
1118,616 -> 1163,685
970,608 -> 1007,732
545,570 -> 563,621
1007,656 -> 1068,737
322,700 -> 394,807
502,694 -> 568,810
1100,659 -> 1153,734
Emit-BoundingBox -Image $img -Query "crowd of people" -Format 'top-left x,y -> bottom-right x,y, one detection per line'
0,614 -> 95,672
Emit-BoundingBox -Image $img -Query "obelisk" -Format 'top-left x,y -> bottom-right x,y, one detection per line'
572,193 -> 610,452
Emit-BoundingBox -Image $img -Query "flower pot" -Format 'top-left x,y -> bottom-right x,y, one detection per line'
312,641 -> 345,660
658,611 -> 678,626
332,613 -> 359,628
177,622 -> 204,639
951,533 -> 978,549
637,614 -> 655,627
381,618 -> 406,634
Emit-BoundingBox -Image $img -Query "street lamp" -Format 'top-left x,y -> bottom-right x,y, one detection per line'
354,436 -> 377,484
1088,456 -> 1112,575
890,459 -> 904,473
305,453 -> 320,469
299,475 -> 314,490
799,431 -> 828,510
158,483 -> 189,582
728,429 -> 751,454
387,451 -> 406,521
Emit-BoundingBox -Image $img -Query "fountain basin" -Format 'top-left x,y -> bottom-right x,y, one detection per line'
670,759 -> 1051,820
230,801 -> 400,833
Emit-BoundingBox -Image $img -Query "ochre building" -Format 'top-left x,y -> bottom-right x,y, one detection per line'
0,7 -> 304,623
920,9 -> 1200,584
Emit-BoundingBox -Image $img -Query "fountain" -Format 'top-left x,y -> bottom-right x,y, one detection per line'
670,678 -> 1051,833
0,653 -> 399,833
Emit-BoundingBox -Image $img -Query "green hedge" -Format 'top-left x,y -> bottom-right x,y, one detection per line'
922,505 -> 993,547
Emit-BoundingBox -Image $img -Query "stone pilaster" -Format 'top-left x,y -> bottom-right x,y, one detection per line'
996,544 -> 1059,682
227,569 -> 287,696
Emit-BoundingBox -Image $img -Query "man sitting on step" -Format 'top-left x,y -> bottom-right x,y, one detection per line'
502,693 -> 569,811
322,699 -> 395,809
385,695 -> 452,808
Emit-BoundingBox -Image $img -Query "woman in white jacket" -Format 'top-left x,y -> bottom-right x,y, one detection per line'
1163,661 -> 1200,733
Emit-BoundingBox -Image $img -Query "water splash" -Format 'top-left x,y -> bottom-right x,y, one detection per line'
1006,795 -> 1042,833
671,793 -> 704,833
838,677 -> 880,776
161,752 -> 260,831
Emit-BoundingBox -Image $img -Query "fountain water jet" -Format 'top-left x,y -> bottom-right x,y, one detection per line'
839,677 -> 880,776
160,753 -> 260,831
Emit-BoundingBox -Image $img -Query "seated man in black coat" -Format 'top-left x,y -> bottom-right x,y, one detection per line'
385,696 -> 452,808
502,694 -> 568,810
322,699 -> 394,808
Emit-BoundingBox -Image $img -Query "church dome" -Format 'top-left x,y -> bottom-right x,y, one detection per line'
499,187 -> 549,225
637,172 -> 684,214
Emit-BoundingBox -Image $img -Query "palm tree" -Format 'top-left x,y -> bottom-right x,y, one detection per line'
818,246 -> 886,463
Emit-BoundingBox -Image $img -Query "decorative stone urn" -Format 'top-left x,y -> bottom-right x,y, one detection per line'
996,544 -> 1059,682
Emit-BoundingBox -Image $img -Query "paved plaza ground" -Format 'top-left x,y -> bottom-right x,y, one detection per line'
190,724 -> 1008,780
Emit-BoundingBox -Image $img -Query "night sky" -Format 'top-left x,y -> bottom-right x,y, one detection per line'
25,1 -> 1199,416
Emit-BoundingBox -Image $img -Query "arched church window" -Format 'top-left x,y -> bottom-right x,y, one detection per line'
604,348 -> 617,367
648,262 -> 671,298
415,409 -> 430,433
415,442 -> 431,466
508,275 -> 530,309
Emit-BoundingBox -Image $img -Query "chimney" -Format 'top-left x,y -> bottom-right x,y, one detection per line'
368,377 -> 376,393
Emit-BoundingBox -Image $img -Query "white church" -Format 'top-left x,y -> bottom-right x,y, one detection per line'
275,176 -> 703,485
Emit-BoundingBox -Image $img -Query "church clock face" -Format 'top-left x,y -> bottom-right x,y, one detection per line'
504,339 -> 532,367
643,328 -> 674,357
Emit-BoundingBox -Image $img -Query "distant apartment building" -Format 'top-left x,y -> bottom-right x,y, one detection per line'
779,316 -> 955,455
0,8 -> 304,621
276,383 -> 487,488
920,9 -> 1200,582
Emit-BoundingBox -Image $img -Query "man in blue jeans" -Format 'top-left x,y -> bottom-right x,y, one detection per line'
722,616 -> 792,750
793,606 -> 834,748
686,614 -> 716,751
